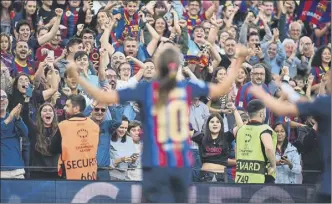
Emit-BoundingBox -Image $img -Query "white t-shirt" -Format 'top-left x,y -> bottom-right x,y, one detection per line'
117,77 -> 138,90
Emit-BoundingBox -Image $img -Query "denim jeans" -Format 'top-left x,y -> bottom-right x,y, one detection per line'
97,169 -> 111,181
200,170 -> 228,183
191,149 -> 202,182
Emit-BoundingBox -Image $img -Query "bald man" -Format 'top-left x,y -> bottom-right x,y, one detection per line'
288,21 -> 302,42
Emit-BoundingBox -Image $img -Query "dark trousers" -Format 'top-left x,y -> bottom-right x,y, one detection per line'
191,149 -> 202,182
21,137 -> 30,178
315,194 -> 331,203
142,167 -> 191,203
30,171 -> 60,179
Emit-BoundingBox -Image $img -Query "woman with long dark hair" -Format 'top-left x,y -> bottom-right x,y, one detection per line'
68,44 -> 249,202
12,0 -> 38,35
192,113 -> 233,182
207,67 -> 228,114
0,0 -> 14,34
21,102 -> 60,179
274,123 -> 302,184
109,116 -> 138,180
8,72 -> 58,177
310,46 -> 331,92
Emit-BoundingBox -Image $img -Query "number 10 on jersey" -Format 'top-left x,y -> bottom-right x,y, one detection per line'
153,100 -> 190,147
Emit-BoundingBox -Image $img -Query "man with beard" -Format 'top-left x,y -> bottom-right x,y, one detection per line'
261,28 -> 286,75
50,94 -> 100,180
101,18 -> 154,76
235,64 -> 271,124
84,102 -> 121,180
110,52 -> 127,71
0,90 -> 28,179
142,59 -> 156,82
249,70 -> 331,203
219,38 -> 237,69
10,41 -> 36,79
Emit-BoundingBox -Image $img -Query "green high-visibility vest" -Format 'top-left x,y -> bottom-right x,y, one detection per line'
235,124 -> 277,183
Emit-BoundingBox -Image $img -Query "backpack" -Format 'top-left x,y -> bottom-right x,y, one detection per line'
293,126 -> 317,154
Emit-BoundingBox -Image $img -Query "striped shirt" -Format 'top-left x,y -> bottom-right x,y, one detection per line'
118,80 -> 210,168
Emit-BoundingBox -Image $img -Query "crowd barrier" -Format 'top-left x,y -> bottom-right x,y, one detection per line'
1,179 -> 316,203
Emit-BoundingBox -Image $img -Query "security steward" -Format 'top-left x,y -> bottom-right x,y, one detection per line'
235,99 -> 277,183
50,95 -> 100,180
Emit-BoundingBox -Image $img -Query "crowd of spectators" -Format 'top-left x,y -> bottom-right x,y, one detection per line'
0,0 -> 330,183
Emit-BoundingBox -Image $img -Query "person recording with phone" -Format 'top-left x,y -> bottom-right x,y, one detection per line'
274,123 -> 302,184
109,116 -> 139,180
85,101 -> 121,181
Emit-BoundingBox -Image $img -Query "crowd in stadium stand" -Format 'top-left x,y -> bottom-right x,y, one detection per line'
0,0 -> 330,183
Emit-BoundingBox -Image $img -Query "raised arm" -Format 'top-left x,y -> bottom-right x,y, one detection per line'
100,18 -> 115,56
171,9 -> 181,35
224,5 -> 239,29
139,11 -> 161,56
209,45 -> 249,98
33,61 -> 47,87
42,68 -> 59,101
38,9 -> 63,46
314,23 -> 331,38
67,63 -> 119,105
305,74 -> 314,100
208,13 -> 223,44
205,1 -> 219,19
249,85 -> 299,116
126,56 -> 146,81
98,48 -> 108,83
206,41 -> 221,69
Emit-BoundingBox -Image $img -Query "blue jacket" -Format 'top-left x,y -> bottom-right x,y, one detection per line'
1,113 -> 28,170
83,106 -> 121,167
276,143 -> 302,184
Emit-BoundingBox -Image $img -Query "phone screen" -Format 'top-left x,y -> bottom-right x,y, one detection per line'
48,50 -> 55,59
26,84 -> 33,97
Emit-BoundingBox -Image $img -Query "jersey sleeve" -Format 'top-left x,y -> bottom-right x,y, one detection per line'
296,96 -> 330,119
187,80 -> 210,98
117,81 -> 148,104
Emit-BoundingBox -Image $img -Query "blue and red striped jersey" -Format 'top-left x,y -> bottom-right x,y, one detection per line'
118,80 -> 210,168
10,58 -> 35,79
311,66 -> 330,85
61,6 -> 80,39
235,82 -> 271,124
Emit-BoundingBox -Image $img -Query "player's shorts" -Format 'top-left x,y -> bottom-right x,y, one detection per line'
142,167 -> 191,203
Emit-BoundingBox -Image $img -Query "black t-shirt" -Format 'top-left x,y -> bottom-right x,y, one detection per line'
38,7 -> 56,25
219,54 -> 232,69
192,131 -> 234,166
54,90 -> 68,123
